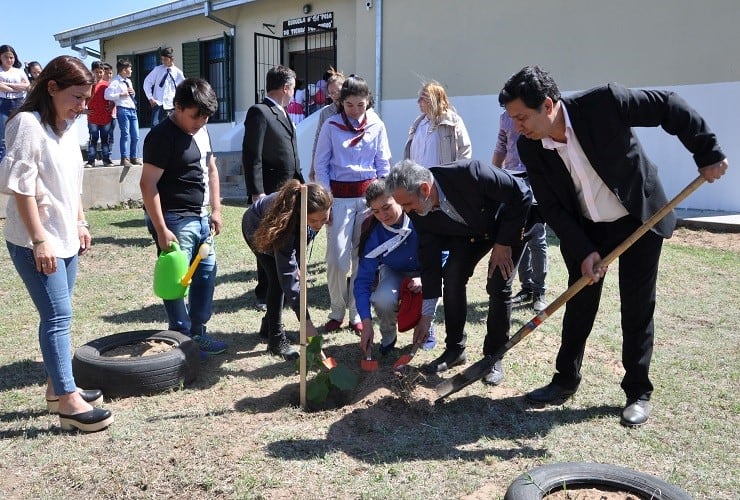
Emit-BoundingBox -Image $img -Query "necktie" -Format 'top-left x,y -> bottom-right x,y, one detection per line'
159,68 -> 175,88
123,79 -> 136,104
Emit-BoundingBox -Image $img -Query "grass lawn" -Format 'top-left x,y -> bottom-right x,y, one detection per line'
0,203 -> 738,499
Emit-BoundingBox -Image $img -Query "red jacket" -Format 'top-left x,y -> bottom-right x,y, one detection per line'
87,80 -> 113,126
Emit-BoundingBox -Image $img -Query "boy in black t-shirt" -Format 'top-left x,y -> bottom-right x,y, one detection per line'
140,78 -> 228,357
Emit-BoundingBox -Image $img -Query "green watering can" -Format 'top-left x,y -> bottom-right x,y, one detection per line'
153,242 -> 189,300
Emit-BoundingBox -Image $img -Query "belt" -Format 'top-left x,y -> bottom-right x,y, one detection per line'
330,178 -> 375,198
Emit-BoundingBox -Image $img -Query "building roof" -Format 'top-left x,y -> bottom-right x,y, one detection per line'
53,0 -> 253,47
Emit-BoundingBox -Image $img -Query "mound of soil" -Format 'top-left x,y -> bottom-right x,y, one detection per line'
104,340 -> 176,358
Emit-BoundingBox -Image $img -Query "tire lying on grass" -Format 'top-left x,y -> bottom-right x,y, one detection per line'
73,330 -> 199,398
505,462 -> 692,500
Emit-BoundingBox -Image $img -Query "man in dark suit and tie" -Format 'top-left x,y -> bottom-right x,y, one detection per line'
242,65 -> 304,313
386,159 -> 532,385
498,65 -> 728,426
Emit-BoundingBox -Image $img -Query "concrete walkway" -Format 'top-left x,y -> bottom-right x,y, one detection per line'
675,208 -> 740,233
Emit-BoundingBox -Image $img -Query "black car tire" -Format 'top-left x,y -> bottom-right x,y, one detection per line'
505,462 -> 692,500
72,330 -> 199,398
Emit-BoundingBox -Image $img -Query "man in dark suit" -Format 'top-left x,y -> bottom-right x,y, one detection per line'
242,65 -> 304,313
499,65 -> 728,426
386,159 -> 532,384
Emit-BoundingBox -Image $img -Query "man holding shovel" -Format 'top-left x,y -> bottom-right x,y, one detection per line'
498,65 -> 728,426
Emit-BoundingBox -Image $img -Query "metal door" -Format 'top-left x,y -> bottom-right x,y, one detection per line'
254,33 -> 283,104
287,27 -> 337,115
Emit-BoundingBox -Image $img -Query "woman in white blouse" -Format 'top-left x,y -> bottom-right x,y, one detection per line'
0,44 -> 30,161
0,56 -> 113,433
403,81 -> 472,167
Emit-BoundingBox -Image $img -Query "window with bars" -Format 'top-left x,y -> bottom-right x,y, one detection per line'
182,34 -> 234,123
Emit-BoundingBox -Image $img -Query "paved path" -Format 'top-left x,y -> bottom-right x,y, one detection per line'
675,208 -> 740,233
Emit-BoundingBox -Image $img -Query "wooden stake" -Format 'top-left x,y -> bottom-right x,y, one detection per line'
299,185 -> 308,409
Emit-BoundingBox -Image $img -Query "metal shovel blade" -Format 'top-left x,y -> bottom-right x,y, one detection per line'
320,351 -> 337,369
392,353 -> 414,370
392,345 -> 419,370
435,356 -> 495,402
360,356 -> 378,372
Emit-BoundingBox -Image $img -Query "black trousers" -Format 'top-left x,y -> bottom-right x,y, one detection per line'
254,259 -> 268,303
553,216 -> 663,401
441,237 -> 525,356
248,244 -> 287,336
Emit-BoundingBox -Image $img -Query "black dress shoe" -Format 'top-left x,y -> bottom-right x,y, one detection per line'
482,359 -> 504,386
267,333 -> 299,361
47,389 -> 104,414
525,381 -> 578,404
621,399 -> 650,427
424,348 -> 466,374
59,408 -> 114,432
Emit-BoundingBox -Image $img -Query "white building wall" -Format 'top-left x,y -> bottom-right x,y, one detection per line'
93,0 -> 739,211
378,81 -> 740,212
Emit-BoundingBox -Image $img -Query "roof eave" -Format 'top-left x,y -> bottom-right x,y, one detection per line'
54,0 -> 253,47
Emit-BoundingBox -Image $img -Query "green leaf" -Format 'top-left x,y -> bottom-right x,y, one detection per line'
307,375 -> 330,403
306,335 -> 324,371
328,364 -> 358,391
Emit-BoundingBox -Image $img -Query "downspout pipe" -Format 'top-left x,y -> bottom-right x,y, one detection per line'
374,0 -> 382,115
204,0 -> 236,35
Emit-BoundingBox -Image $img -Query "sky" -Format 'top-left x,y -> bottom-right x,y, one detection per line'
4,1 -> 168,69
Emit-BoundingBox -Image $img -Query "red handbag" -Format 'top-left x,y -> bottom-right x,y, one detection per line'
397,276 -> 422,332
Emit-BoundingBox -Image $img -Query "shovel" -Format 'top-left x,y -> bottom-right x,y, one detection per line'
319,350 -> 338,370
435,175 -> 707,402
360,339 -> 379,372
393,343 -> 421,371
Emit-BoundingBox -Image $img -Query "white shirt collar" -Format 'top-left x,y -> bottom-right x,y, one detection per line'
541,102 -> 571,150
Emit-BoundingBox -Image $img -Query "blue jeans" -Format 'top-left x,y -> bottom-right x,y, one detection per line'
7,242 -> 79,396
0,97 -> 24,161
117,107 -> 140,160
87,122 -> 112,163
109,118 -> 116,148
151,106 -> 172,127
518,177 -> 548,295
145,213 -> 216,337
518,221 -> 548,295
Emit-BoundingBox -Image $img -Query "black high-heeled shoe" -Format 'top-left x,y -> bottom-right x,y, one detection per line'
58,408 -> 114,433
46,389 -> 104,414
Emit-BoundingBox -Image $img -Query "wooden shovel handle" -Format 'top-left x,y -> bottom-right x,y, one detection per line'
495,175 -> 706,359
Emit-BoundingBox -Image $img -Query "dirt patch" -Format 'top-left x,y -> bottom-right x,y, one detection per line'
545,488 -> 639,499
103,339 -> 176,358
307,364 -> 437,417
467,483 -> 640,500
669,227 -> 739,252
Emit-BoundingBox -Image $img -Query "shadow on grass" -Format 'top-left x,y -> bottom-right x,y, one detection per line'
98,289 -> 265,324
0,359 -> 45,391
100,303 -> 167,324
217,269 -> 253,286
264,395 -> 621,463
0,419 -> 65,439
110,218 -> 147,229
94,236 -> 153,248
